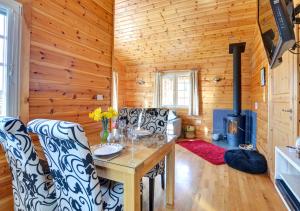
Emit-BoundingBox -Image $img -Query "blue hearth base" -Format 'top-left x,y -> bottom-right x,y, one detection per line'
213,139 -> 239,150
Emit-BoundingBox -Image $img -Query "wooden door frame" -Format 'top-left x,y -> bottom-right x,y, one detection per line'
293,25 -> 299,141
19,0 -> 31,123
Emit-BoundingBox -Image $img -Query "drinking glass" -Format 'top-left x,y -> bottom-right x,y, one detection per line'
127,127 -> 138,165
127,127 -> 137,152
118,119 -> 126,131
131,129 -> 138,151
118,119 -> 127,145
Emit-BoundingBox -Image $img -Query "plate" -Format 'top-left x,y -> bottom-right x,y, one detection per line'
134,129 -> 152,136
93,143 -> 123,156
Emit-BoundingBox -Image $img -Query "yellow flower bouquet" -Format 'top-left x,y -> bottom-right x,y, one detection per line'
89,107 -> 118,143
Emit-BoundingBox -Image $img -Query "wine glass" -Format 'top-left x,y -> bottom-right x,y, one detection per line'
127,127 -> 137,151
118,119 -> 126,131
118,119 -> 127,145
127,127 -> 138,165
131,129 -> 138,151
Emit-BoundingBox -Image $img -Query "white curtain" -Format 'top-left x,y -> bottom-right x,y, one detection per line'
112,71 -> 118,111
0,0 -> 22,117
189,70 -> 199,116
153,72 -> 162,107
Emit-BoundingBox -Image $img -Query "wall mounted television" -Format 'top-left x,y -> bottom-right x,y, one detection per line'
258,0 -> 296,69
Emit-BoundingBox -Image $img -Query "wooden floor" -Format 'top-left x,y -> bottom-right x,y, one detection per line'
141,144 -> 286,211
1,144 -> 286,211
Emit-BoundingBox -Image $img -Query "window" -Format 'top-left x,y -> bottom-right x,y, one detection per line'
160,72 -> 191,108
0,10 -> 6,115
0,0 -> 21,117
112,71 -> 118,111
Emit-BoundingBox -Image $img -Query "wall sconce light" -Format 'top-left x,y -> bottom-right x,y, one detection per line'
212,76 -> 223,83
136,79 -> 146,85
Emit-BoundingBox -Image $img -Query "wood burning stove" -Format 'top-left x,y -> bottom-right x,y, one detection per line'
226,42 -> 246,147
226,114 -> 246,147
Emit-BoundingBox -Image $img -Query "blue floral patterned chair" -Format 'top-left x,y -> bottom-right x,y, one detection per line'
117,108 -> 143,128
140,108 -> 169,134
0,117 -> 58,211
27,119 -> 123,211
140,108 -> 169,211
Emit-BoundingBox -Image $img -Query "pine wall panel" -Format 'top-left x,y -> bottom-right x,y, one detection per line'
114,0 -> 256,139
113,57 -> 127,108
0,0 -> 114,209
0,1 -> 32,209
120,55 -> 252,139
249,26 -> 269,156
29,0 -> 114,144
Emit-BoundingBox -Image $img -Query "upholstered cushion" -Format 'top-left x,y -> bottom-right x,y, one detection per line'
118,108 -> 168,179
28,119 -> 88,144
139,108 -> 169,179
100,178 -> 123,211
140,108 -> 169,134
118,108 -> 143,128
0,117 -> 57,211
28,119 -> 124,211
224,149 -> 267,174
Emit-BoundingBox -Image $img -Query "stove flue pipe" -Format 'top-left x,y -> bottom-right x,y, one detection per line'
229,42 -> 246,116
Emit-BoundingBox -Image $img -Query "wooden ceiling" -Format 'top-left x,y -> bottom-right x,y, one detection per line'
114,0 -> 257,67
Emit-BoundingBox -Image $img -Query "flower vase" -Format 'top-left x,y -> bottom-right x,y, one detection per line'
100,118 -> 109,144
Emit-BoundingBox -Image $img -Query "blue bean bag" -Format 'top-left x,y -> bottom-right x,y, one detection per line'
224,149 -> 267,174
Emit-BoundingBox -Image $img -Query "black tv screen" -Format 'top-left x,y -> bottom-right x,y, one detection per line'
258,0 -> 296,68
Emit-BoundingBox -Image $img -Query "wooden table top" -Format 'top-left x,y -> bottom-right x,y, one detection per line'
91,134 -> 177,169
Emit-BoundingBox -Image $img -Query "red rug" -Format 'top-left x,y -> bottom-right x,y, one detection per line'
177,140 -> 226,165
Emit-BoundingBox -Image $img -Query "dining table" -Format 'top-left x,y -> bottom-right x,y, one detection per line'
91,134 -> 176,211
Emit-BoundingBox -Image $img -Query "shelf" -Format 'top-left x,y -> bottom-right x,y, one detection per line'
276,147 -> 300,172
280,173 -> 300,203
275,147 -> 300,210
276,179 -> 300,211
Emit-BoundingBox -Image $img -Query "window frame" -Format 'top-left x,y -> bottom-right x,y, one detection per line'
0,0 -> 22,117
0,8 -> 7,116
160,71 -> 191,109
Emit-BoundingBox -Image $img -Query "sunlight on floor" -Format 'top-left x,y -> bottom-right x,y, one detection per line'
175,161 -> 190,181
147,145 -> 285,211
198,199 -> 217,211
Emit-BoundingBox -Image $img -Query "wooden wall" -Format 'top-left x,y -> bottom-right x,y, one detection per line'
121,57 -> 252,139
249,26 -> 269,156
113,57 -> 127,108
0,0 -> 114,209
114,0 -> 256,139
0,0 -> 31,209
29,0 -> 114,143
249,5 -> 299,176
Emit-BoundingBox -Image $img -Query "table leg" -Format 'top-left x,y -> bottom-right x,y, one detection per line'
166,143 -> 175,208
123,172 -> 141,211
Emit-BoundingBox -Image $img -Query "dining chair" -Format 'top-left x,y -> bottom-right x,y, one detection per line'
0,117 -> 57,211
27,119 -> 123,211
118,108 -> 143,128
140,108 -> 169,134
140,108 -> 169,211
